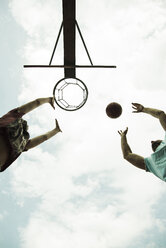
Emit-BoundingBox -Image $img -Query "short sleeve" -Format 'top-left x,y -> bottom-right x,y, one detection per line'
144,158 -> 150,172
0,108 -> 25,128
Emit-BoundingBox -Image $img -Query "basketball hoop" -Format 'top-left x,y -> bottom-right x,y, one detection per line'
24,0 -> 116,112
53,77 -> 88,111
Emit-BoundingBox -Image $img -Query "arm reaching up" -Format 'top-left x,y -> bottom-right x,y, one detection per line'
132,103 -> 166,131
118,127 -> 145,170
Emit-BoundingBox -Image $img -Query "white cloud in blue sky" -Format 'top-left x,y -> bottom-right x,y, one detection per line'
1,0 -> 166,247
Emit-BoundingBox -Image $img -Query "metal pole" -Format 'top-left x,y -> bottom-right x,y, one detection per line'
49,22 -> 63,66
75,20 -> 93,66
63,0 -> 76,78
24,65 -> 116,68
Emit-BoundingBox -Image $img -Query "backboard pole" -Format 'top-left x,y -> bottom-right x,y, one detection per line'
49,22 -> 63,66
75,20 -> 93,66
63,0 -> 76,78
24,65 -> 116,68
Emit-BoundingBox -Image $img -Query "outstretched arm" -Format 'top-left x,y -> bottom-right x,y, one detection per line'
18,97 -> 55,115
118,128 -> 145,170
132,103 -> 166,131
24,119 -> 62,151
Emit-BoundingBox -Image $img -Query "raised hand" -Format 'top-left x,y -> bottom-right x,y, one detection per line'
55,119 -> 62,133
49,97 -> 55,110
132,103 -> 144,113
118,127 -> 128,137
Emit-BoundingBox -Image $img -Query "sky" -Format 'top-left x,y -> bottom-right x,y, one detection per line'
1,0 -> 166,247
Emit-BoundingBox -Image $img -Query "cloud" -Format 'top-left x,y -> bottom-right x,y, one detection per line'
9,0 -> 61,36
19,205 -> 153,248
11,141 -> 165,247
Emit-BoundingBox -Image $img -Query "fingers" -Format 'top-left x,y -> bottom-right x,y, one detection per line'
132,108 -> 139,113
124,127 -> 128,135
118,127 -> 128,136
55,119 -> 62,132
132,103 -> 139,111
50,97 -> 55,109
132,102 -> 139,106
131,102 -> 143,112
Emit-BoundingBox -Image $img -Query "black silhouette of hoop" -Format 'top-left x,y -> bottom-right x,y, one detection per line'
53,77 -> 88,111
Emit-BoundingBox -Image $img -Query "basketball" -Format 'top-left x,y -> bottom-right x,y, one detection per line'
106,102 -> 122,118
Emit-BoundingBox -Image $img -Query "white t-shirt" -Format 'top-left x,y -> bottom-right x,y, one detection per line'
144,133 -> 166,182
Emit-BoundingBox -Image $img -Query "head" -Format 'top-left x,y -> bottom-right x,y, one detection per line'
151,140 -> 162,152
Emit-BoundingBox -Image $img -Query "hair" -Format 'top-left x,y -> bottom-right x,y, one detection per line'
152,140 -> 162,152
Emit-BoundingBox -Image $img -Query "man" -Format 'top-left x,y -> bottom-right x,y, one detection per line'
0,97 -> 62,172
118,103 -> 166,182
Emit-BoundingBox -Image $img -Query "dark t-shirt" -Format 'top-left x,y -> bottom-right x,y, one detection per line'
0,108 -> 29,172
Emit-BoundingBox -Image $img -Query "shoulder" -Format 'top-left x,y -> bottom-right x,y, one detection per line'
159,112 -> 166,131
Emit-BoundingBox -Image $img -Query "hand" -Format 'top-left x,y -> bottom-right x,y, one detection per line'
132,103 -> 144,113
49,97 -> 55,110
55,119 -> 62,133
118,127 -> 128,137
